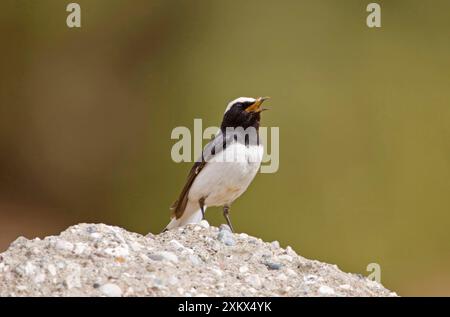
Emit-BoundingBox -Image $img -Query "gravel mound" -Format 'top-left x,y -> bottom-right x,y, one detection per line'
0,222 -> 397,296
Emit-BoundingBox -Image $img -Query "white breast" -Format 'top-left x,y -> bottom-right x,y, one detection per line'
188,143 -> 263,207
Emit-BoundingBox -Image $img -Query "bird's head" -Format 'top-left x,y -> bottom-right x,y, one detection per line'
221,97 -> 270,131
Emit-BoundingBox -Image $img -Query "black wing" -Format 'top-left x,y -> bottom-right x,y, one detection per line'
170,131 -> 231,219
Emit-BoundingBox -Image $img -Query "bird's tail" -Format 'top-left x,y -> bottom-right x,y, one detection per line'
163,201 -> 206,231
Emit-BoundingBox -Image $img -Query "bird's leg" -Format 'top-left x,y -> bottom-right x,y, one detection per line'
223,205 -> 234,233
199,198 -> 206,220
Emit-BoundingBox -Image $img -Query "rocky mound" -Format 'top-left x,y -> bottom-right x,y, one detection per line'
0,222 -> 397,296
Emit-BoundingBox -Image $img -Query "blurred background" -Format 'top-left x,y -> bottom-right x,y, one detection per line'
1,0 -> 449,296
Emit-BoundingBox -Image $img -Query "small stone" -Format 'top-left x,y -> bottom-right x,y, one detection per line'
99,283 -> 123,297
55,240 -> 74,252
304,274 -> 319,285
245,274 -> 262,289
271,241 -> 280,248
188,254 -> 201,266
276,273 -> 288,281
219,224 -> 232,232
264,262 -> 282,270
23,262 -> 37,276
339,284 -> 352,290
73,243 -> 88,255
239,266 -> 249,273
285,246 -> 297,256
104,246 -> 129,258
34,273 -> 46,284
168,276 -> 179,285
211,268 -> 223,277
217,230 -> 235,246
199,220 -> 210,229
90,232 -> 102,239
169,239 -> 185,250
278,254 -> 293,262
319,285 -> 335,295
286,268 -> 297,277
158,251 -> 179,263
148,253 -> 164,261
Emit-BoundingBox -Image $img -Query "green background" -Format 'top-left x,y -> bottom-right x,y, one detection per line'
1,0 -> 449,295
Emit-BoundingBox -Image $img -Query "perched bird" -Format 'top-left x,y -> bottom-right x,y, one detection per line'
165,96 -> 270,232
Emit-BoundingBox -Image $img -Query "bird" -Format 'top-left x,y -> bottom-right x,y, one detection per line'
164,96 -> 270,232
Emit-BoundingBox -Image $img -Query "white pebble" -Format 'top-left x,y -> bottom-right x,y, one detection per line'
169,239 -> 185,250
211,268 -> 223,277
271,241 -> 280,248
23,262 -> 37,276
239,266 -> 249,273
104,246 -> 129,258
199,220 -> 210,229
285,246 -> 297,256
319,285 -> 335,295
158,251 -> 178,263
286,268 -> 297,277
168,276 -> 179,285
276,273 -> 288,281
188,254 -> 201,266
100,283 -> 123,297
278,254 -> 293,262
55,240 -> 74,252
339,284 -> 352,290
245,274 -> 262,289
34,273 -> 46,283
90,232 -> 102,239
303,274 -> 319,285
73,243 -> 88,255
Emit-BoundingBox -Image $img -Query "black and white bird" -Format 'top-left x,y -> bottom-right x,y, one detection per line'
165,96 -> 270,232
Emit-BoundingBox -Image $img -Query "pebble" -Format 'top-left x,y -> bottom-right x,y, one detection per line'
219,224 -> 232,232
100,283 -> 123,297
211,268 -> 223,277
245,274 -> 262,289
23,262 -> 37,276
169,239 -> 185,250
271,241 -> 280,249
339,284 -> 352,290
239,266 -> 249,273
278,254 -> 293,262
158,251 -> 179,263
104,246 -> 129,258
73,243 -> 88,255
188,254 -> 201,266
217,229 -> 235,246
286,268 -> 297,277
285,246 -> 297,256
168,276 -> 179,286
303,274 -> 319,285
264,262 -> 282,270
34,273 -> 46,284
276,273 -> 288,281
199,220 -> 210,229
319,285 -> 335,295
55,240 -> 74,252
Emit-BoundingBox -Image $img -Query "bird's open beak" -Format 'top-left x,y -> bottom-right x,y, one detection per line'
245,97 -> 270,113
